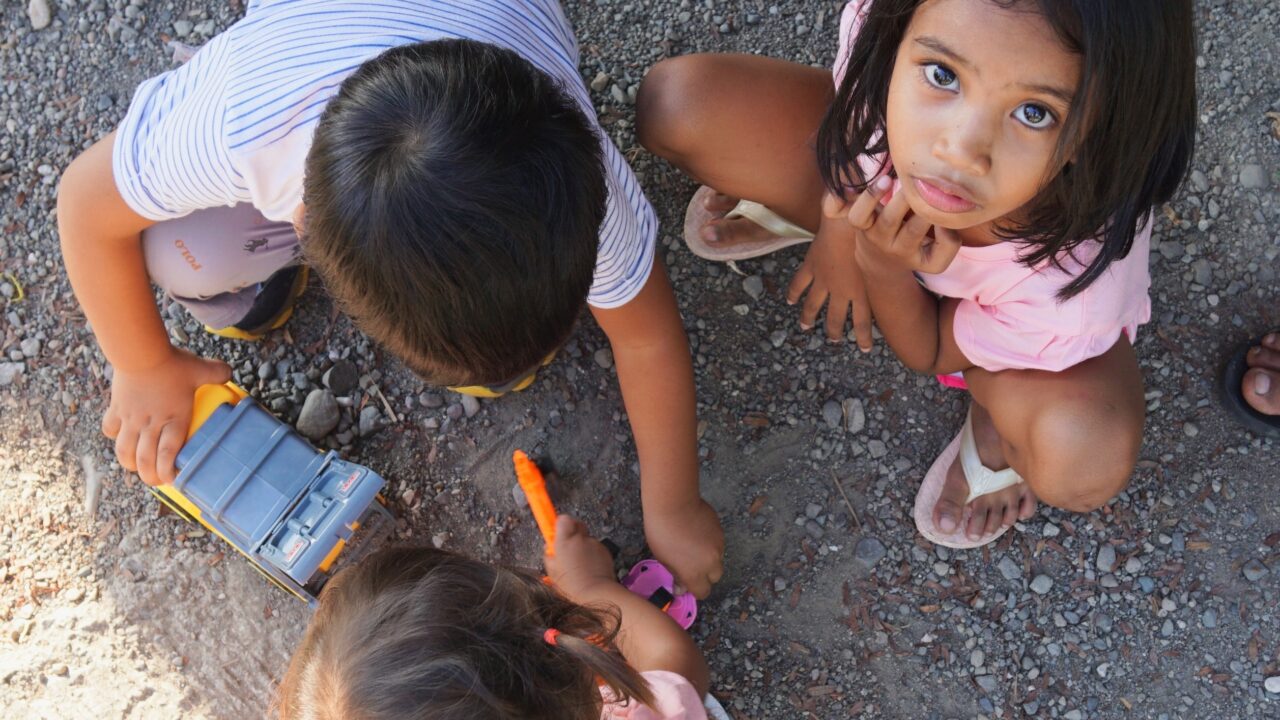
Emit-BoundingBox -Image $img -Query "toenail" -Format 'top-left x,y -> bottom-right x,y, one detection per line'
1254,372 -> 1272,395
1266,333 -> 1277,346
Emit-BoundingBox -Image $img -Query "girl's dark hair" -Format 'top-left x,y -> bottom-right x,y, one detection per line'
275,547 -> 654,720
303,39 -> 606,385
817,0 -> 1196,299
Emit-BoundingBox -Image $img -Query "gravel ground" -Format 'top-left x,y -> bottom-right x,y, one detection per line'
1,1 -> 1278,718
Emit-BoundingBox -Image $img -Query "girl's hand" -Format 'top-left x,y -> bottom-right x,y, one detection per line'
544,515 -> 619,602
841,177 -> 962,275
786,219 -> 874,350
102,348 -> 231,486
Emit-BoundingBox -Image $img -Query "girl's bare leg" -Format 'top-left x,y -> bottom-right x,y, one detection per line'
636,53 -> 834,238
934,337 -> 1147,539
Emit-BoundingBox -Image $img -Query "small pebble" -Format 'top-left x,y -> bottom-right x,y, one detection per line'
854,536 -> 886,566
998,556 -> 1022,580
821,400 -> 842,429
1096,545 -> 1116,572
1030,574 -> 1053,595
1242,559 -> 1269,582
1239,163 -> 1268,189
460,394 -> 481,418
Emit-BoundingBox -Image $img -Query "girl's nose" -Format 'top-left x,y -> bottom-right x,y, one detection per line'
932,110 -> 994,177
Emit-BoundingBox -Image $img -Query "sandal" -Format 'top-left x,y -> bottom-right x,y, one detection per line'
682,185 -> 814,262
913,408 -> 1025,549
1218,334 -> 1280,439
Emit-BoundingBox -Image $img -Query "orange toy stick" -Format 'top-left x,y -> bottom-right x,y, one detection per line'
514,450 -> 557,555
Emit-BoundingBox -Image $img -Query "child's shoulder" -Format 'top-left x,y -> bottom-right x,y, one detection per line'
600,670 -> 707,720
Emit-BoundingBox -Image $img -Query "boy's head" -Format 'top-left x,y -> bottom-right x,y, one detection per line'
303,39 -> 606,386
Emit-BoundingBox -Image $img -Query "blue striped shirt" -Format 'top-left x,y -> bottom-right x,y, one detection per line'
112,0 -> 655,308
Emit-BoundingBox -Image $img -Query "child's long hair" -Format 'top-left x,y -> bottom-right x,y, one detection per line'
275,547 -> 654,720
817,0 -> 1196,299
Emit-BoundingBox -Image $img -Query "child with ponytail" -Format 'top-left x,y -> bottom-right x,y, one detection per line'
276,515 -> 712,720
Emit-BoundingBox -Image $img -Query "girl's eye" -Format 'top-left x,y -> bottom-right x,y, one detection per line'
922,63 -> 957,90
1015,103 -> 1055,129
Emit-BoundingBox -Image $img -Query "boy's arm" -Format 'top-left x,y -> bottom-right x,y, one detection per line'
589,259 -> 724,599
58,132 -> 229,485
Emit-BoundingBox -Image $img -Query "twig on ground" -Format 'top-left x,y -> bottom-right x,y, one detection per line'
830,470 -> 861,532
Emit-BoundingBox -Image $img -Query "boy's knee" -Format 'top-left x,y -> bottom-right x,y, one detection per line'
635,56 -> 715,161
1025,400 -> 1143,513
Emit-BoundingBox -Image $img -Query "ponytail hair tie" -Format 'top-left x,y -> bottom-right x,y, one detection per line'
542,628 -> 561,647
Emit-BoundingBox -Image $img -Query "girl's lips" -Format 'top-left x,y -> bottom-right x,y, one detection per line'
912,176 -> 978,214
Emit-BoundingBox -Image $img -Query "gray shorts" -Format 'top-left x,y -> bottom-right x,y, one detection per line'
143,204 -> 302,329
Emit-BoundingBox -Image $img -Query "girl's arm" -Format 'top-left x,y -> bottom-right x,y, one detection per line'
829,182 -> 972,375
590,261 -> 724,600
546,515 -> 711,697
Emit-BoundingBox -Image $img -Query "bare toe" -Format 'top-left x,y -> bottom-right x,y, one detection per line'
700,216 -> 782,247
1242,368 -> 1280,416
1018,487 -> 1038,520
1245,341 -> 1280,372
702,191 -> 739,214
969,506 -> 997,541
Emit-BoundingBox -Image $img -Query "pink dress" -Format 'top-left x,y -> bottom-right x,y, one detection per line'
834,1 -> 1151,373
599,671 -> 708,720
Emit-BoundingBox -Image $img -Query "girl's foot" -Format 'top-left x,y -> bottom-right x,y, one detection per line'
1242,333 -> 1280,416
697,190 -> 787,248
682,186 -> 815,262
933,403 -> 1038,541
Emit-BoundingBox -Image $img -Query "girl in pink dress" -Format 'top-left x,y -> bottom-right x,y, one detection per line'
276,515 -> 716,720
637,0 -> 1196,547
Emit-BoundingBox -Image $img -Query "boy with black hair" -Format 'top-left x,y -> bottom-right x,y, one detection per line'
57,0 -> 723,598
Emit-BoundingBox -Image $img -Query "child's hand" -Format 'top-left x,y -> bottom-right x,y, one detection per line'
840,177 -> 962,275
544,514 -> 619,601
644,498 -> 724,600
786,217 -> 874,350
102,348 -> 231,486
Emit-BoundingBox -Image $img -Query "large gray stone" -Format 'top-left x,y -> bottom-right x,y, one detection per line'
296,389 -> 339,440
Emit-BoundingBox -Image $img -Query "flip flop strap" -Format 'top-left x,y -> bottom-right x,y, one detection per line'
960,409 -> 1024,503
726,200 -> 815,240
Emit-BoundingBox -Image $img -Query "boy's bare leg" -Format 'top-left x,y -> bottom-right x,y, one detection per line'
637,53 -> 834,240
934,338 -> 1146,540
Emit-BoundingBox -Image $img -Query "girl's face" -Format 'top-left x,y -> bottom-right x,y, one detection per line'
885,0 -> 1081,241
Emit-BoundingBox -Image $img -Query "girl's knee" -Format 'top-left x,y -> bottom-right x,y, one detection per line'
1025,400 -> 1144,512
635,56 -> 716,159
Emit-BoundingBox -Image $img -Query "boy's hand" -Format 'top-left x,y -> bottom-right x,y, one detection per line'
786,218 -> 874,350
645,498 -> 724,599
843,177 -> 962,275
102,348 -> 231,486
544,514 -> 618,601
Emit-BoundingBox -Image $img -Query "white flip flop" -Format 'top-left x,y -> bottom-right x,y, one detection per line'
913,408 -> 1025,549
682,185 -> 815,262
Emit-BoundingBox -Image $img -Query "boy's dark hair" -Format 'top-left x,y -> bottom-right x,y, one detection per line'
303,39 -> 606,385
817,0 -> 1196,299
275,546 -> 655,720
